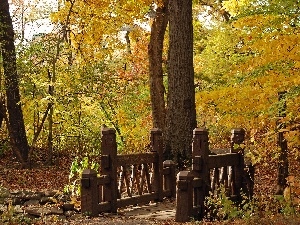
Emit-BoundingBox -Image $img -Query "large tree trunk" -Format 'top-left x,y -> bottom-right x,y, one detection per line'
0,0 -> 30,166
165,0 -> 197,168
148,0 -> 169,132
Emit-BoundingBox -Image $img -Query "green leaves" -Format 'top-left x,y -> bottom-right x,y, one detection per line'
65,156 -> 99,196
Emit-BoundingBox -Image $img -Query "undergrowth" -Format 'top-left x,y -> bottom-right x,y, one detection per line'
204,178 -> 300,223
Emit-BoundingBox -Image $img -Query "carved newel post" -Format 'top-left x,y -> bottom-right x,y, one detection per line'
192,128 -> 210,218
101,127 -> 118,212
81,169 -> 98,216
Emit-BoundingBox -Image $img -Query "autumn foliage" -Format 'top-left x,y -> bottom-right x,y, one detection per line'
0,0 -> 297,171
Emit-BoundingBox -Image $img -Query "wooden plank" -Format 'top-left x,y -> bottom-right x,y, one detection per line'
97,201 -> 111,213
123,166 -> 132,197
140,164 -> 151,193
162,190 -> 172,198
144,164 -> 152,193
97,175 -> 110,185
208,153 -> 240,169
163,167 -> 170,175
117,193 -> 158,208
116,153 -> 157,166
192,178 -> 202,188
132,165 -> 143,195
118,167 -> 125,199
192,206 -> 201,218
210,148 -> 231,154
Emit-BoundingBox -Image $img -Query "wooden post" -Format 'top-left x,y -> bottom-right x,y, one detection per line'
192,128 -> 210,219
276,91 -> 289,195
230,128 -> 245,201
151,128 -> 164,201
81,169 -> 98,216
101,127 -> 118,213
163,160 -> 176,198
175,171 -> 194,222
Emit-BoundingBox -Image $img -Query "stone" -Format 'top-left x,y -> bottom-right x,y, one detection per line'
27,192 -> 43,200
24,213 -> 38,220
13,205 -> 24,214
25,207 -> 52,217
24,199 -> 40,206
20,190 -> 31,198
62,203 -> 74,211
50,207 -> 64,215
56,193 -> 70,202
57,215 -> 67,220
0,197 -> 5,204
40,196 -> 56,205
0,204 -> 6,213
64,210 -> 76,217
0,187 -> 10,198
70,213 -> 82,220
9,190 -> 21,195
12,197 -> 22,205
44,190 -> 58,197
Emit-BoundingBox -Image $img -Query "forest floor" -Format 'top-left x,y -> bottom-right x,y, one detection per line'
1,149 -> 300,224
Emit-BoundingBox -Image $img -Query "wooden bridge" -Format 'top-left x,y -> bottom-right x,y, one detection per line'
81,127 -> 254,222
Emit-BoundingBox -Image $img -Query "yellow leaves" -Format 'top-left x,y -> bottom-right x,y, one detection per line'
198,0 -> 300,165
222,0 -> 251,16
70,196 -> 81,209
233,14 -> 280,30
228,29 -> 300,82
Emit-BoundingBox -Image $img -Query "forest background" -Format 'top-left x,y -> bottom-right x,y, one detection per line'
0,0 -> 299,184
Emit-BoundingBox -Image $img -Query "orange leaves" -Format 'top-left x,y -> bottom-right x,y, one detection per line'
284,176 -> 300,205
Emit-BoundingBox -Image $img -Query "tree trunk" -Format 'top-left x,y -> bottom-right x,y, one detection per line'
165,0 -> 197,168
47,70 -> 54,165
148,0 -> 169,132
0,0 -> 30,166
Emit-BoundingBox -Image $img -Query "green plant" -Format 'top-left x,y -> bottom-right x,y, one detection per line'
205,185 -> 257,221
1,199 -> 14,224
274,176 -> 300,216
0,199 -> 34,225
64,156 -> 99,196
0,140 -> 9,158
205,185 -> 240,220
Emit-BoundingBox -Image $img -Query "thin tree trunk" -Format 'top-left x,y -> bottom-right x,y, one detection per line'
47,69 -> 54,165
148,1 -> 169,132
0,0 -> 30,167
165,0 -> 197,169
32,103 -> 52,146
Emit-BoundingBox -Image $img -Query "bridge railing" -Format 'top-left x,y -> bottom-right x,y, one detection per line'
175,128 -> 254,222
81,128 -> 176,216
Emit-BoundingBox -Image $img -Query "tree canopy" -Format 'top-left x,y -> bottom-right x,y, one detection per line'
0,0 -> 298,168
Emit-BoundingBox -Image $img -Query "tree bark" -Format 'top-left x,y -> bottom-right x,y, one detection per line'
0,0 -> 30,165
165,0 -> 197,168
148,0 -> 169,132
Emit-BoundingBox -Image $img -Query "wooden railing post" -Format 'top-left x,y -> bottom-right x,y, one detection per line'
81,169 -> 98,216
230,128 -> 245,201
163,160 -> 176,198
150,128 -> 164,201
101,127 -> 118,213
175,171 -> 194,222
192,128 -> 210,219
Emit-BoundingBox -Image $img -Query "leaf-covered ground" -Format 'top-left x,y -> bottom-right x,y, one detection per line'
1,148 -> 300,224
0,151 -> 70,191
